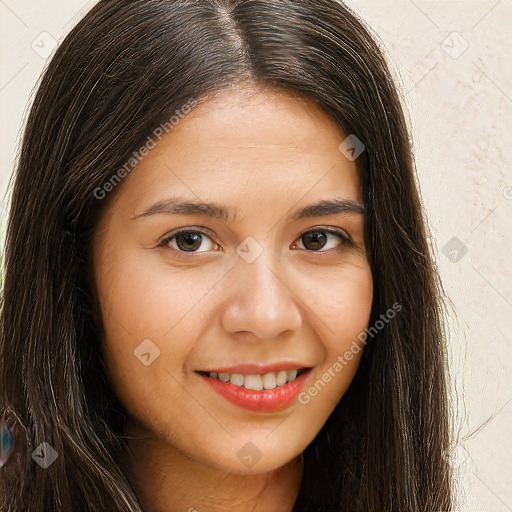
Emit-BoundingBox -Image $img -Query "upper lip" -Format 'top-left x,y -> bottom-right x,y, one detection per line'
197,362 -> 312,375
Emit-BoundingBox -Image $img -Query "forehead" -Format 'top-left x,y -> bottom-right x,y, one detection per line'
177,84 -> 346,153
97,85 -> 362,227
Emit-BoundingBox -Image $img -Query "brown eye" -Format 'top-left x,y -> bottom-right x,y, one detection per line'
174,232 -> 203,252
302,231 -> 328,250
161,229 -> 218,254
295,228 -> 354,252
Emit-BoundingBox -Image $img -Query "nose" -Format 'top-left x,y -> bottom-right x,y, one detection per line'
220,245 -> 303,340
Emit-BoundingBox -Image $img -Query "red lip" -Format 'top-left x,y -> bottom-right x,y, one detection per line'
197,368 -> 312,412
198,362 -> 310,375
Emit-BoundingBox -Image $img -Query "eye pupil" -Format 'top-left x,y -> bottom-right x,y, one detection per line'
302,231 -> 327,250
176,232 -> 202,252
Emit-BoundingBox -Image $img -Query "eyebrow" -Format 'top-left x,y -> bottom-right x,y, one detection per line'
132,196 -> 364,222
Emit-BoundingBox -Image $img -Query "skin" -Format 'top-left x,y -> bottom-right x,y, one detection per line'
92,83 -> 373,512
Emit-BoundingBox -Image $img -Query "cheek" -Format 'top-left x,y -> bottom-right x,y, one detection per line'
301,260 -> 373,338
300,262 -> 372,394
96,247 -> 204,343
93,252 -> 171,396
94,250 -> 213,404
333,267 -> 373,339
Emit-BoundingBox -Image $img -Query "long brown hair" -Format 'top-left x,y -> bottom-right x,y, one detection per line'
0,1 -> 453,510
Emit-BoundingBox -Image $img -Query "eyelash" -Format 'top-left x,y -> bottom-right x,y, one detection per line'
159,226 -> 355,257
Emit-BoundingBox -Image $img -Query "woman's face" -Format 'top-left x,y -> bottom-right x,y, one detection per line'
92,85 -> 373,474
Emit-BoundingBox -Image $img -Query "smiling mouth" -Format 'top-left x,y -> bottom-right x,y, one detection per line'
195,367 -> 310,391
195,367 -> 313,412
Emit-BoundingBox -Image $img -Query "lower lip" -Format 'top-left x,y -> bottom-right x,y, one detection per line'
197,369 -> 312,413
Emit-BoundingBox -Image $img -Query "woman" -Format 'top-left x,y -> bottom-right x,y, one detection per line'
0,1 -> 453,510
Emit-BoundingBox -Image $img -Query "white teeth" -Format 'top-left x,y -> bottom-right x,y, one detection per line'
244,374 -> 263,390
286,369 -> 297,382
276,370 -> 287,386
229,373 -> 244,387
207,369 -> 303,389
262,372 -> 277,390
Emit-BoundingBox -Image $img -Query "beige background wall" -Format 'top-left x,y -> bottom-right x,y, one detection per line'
1,1 -> 511,510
